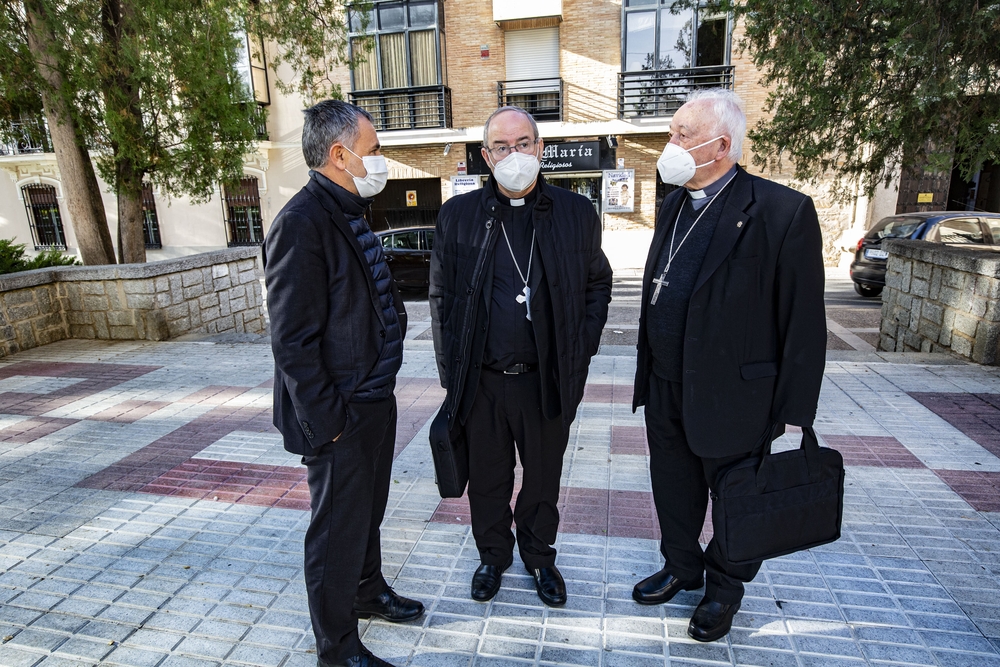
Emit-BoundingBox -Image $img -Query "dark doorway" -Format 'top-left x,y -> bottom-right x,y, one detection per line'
369,178 -> 442,232
948,161 -> 1000,213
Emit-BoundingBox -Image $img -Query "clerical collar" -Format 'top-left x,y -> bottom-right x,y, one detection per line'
491,178 -> 538,209
687,165 -> 738,200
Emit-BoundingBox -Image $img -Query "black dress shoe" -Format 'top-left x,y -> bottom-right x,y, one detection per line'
354,587 -> 424,622
687,596 -> 741,642
317,644 -> 393,666
471,556 -> 512,601
632,567 -> 703,605
528,565 -> 566,606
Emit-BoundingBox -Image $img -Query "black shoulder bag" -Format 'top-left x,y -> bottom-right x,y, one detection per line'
711,426 -> 844,565
428,408 -> 469,498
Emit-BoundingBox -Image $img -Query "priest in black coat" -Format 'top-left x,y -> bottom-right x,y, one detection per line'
631,89 -> 826,642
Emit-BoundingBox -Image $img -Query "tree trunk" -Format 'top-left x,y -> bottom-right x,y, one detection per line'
102,0 -> 147,263
23,0 -> 117,266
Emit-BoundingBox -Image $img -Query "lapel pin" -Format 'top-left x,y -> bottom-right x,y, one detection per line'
737,221 -> 744,228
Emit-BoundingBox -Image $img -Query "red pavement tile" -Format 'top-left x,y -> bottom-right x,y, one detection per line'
393,377 -> 445,459
582,384 -> 634,405
177,386 -> 254,405
90,400 -> 170,423
910,392 -> 1000,459
136,459 -> 309,508
610,426 -> 647,455
0,361 -> 160,417
820,434 -> 925,469
934,470 -> 1000,513
0,417 -> 77,443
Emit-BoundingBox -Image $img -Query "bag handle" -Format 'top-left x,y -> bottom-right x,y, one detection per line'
754,425 -> 822,489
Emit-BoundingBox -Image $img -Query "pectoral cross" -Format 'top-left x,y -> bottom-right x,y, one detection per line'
650,275 -> 668,305
515,285 -> 532,321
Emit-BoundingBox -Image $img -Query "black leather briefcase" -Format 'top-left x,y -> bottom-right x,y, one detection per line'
711,426 -> 844,565
429,407 -> 468,498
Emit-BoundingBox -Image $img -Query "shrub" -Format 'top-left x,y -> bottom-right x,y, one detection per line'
0,239 -> 79,276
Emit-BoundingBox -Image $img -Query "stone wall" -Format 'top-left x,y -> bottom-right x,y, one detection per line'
0,247 -> 264,357
879,239 -> 1000,363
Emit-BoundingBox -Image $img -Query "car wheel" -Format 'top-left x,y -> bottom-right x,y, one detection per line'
854,282 -> 883,298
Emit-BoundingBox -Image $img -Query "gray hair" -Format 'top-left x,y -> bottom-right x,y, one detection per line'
686,89 -> 746,162
482,106 -> 539,145
301,100 -> 374,170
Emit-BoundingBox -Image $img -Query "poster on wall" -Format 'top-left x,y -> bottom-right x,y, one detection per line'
406,190 -> 418,207
451,175 -> 482,197
603,169 -> 635,213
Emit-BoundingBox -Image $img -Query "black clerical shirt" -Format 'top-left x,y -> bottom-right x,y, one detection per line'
483,184 -> 540,370
646,174 -> 735,381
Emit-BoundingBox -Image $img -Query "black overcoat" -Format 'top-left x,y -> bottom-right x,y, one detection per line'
633,167 -> 826,458
263,174 -> 406,456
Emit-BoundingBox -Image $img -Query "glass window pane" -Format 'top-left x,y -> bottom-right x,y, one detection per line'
624,11 -> 655,71
408,2 -> 436,27
349,8 -> 374,32
409,30 -> 438,86
380,32 -> 408,88
352,37 -> 379,90
696,12 -> 727,66
625,0 -> 657,6
424,230 -> 434,249
659,8 -> 692,69
395,231 -> 419,249
382,234 -> 393,249
379,4 -> 405,30
938,219 -> 984,243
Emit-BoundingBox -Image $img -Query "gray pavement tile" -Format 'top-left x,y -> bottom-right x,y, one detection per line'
409,651 -> 474,667
907,611 -> 982,633
76,620 -> 136,643
101,645 -> 170,667
860,641 -> 937,664
930,653 -> 1000,667
537,645 -> 601,665
478,637 -> 537,660
174,636 -> 236,659
159,656 -> 221,667
919,630 -> 999,652
5,627 -> 68,652
794,634 -> 866,658
731,646 -> 799,667
0,645 -> 47,667
419,630 -> 479,652
224,644 -> 290,666
665,637 -> 732,662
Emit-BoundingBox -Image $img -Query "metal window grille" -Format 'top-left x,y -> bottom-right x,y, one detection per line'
142,183 -> 162,249
21,184 -> 67,250
223,177 -> 264,246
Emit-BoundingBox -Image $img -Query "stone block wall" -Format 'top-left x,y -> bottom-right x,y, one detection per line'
879,239 -> 1000,363
0,247 -> 264,357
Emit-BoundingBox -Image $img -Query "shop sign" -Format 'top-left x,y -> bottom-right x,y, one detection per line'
603,169 -> 635,213
451,175 -> 482,196
457,161 -> 467,175
917,192 -> 934,203
406,190 -> 418,207
540,141 -> 600,173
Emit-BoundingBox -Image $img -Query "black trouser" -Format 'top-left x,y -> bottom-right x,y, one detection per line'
302,396 -> 395,663
644,373 -> 763,605
464,368 -> 569,569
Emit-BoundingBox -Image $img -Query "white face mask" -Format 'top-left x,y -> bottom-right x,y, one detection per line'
656,136 -> 724,186
489,151 -> 541,193
344,146 -> 388,198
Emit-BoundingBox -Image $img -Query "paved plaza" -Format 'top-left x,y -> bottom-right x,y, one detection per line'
0,277 -> 999,666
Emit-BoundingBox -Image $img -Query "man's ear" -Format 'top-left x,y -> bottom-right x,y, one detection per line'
716,137 -> 730,160
328,143 -> 347,171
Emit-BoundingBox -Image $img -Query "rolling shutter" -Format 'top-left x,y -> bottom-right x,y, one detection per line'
505,27 -> 560,92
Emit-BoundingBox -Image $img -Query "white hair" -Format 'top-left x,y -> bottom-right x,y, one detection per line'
686,89 -> 746,162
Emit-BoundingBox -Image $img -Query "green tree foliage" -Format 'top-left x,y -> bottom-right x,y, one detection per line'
676,0 -> 1000,198
0,0 -> 368,264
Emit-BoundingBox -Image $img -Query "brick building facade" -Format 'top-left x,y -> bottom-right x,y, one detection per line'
0,0 -> 880,266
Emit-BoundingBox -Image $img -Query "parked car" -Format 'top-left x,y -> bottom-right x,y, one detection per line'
850,212 -> 1000,297
375,226 -> 435,289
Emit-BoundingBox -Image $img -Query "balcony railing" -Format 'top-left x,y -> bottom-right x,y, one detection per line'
349,85 -> 452,131
252,105 -> 268,141
0,118 -> 53,155
618,66 -> 734,119
497,78 -> 563,122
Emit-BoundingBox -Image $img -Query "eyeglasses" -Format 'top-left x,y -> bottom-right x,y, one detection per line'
485,139 -> 538,158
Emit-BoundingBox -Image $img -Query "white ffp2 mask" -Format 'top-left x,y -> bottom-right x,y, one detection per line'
490,151 -> 541,193
656,136 -> 724,186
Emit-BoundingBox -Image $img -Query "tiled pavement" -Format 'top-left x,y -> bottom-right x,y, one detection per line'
1,311 -> 1000,665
